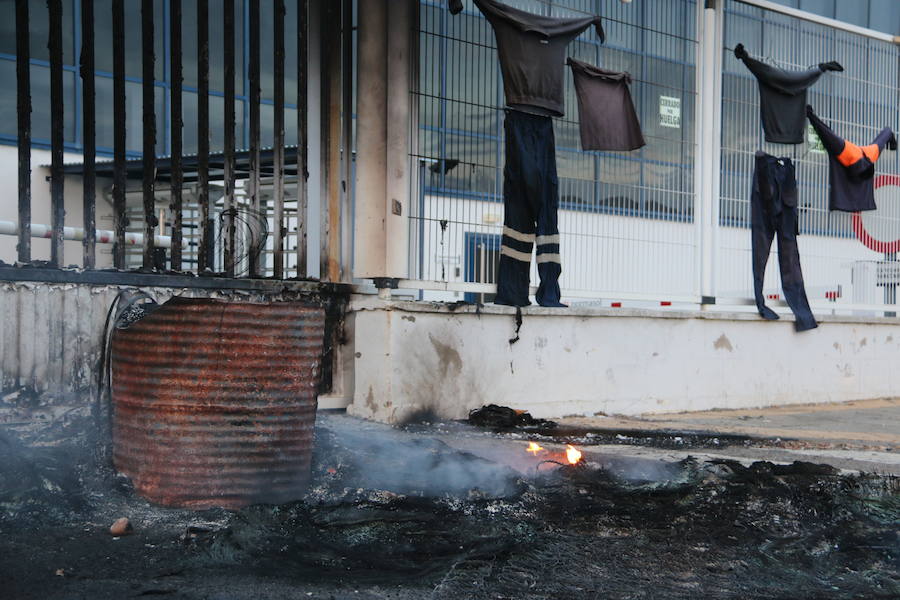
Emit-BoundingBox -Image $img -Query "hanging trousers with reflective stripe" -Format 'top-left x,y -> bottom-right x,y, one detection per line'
495,109 -> 565,307
751,151 -> 817,332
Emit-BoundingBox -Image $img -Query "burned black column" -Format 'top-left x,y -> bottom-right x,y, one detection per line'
15,0 -> 31,263
197,0 -> 210,273
141,0 -> 156,270
49,0 -> 65,267
169,0 -> 183,271
81,0 -> 96,270
112,0 -> 126,269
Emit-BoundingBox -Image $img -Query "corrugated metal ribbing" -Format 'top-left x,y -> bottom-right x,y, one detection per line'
110,297 -> 325,509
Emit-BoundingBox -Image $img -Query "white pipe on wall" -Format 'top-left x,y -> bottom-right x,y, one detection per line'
0,220 -> 177,249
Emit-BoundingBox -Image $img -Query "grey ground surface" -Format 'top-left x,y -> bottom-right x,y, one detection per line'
2,405 -> 898,599
551,398 -> 900,475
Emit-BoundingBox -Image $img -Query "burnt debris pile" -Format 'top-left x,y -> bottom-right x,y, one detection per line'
0,410 -> 898,599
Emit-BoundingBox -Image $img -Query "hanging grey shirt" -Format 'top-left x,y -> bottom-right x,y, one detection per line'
567,57 -> 645,151
449,0 -> 604,117
734,44 -> 838,144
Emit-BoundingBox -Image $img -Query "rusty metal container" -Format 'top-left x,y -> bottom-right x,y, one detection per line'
111,297 -> 325,509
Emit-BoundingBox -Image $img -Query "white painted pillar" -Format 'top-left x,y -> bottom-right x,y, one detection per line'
385,0 -> 413,279
354,0 -> 388,278
695,0 -> 724,306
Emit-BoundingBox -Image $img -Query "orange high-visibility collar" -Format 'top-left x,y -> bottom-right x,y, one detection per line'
837,141 -> 880,167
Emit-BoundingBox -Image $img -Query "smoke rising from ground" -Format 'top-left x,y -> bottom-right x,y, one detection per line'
313,414 -> 523,498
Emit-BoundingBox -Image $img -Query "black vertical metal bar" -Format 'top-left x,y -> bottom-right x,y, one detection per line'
340,0 -> 352,282
197,0 -> 210,273
112,0 -> 126,269
248,0 -> 261,277
223,0 -> 235,276
273,0 -> 285,279
81,0 -> 96,269
169,0 -> 183,270
16,0 -> 31,264
141,0 -> 156,270
297,0 -> 308,278
48,0 -> 65,267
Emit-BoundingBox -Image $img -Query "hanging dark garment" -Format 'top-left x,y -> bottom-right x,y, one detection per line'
495,110 -> 565,308
567,57 -> 645,151
734,43 -> 839,144
751,152 -> 817,332
806,105 -> 897,212
449,0 -> 604,116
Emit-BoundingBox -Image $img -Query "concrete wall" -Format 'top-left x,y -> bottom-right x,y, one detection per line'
345,297 -> 900,423
0,281 -> 332,398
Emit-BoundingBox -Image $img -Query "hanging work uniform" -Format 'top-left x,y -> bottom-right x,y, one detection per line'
806,105 -> 897,212
499,110 -> 561,306
734,43 -> 841,144
450,0 -> 605,117
751,152 -> 818,332
566,57 -> 645,151
450,0 -> 604,306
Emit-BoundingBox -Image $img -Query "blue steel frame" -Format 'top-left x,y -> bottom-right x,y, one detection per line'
0,0 -> 300,158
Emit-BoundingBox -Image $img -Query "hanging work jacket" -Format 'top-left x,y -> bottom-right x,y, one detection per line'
449,0 -> 604,117
566,57 -> 644,151
734,43 -> 841,144
806,105 -> 897,212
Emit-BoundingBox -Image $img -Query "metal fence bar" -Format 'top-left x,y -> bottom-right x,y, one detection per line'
197,0 -> 210,273
49,0 -> 65,267
80,0 -> 96,269
170,0 -> 183,271
112,0 -> 126,269
248,0 -> 261,277
224,0 -> 236,276
297,0 -> 309,278
15,0 -> 31,264
273,0 -> 286,279
736,0 -> 896,43
141,0 -> 156,270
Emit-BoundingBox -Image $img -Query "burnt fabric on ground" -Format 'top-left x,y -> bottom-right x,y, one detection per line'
751,151 -> 818,332
567,57 -> 645,151
448,0 -> 604,117
734,43 -> 838,144
806,105 -> 897,212
467,403 -> 557,430
497,109 -> 565,307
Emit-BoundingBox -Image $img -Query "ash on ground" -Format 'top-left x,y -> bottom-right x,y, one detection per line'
0,408 -> 897,600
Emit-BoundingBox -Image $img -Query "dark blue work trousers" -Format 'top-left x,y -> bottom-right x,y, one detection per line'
751,152 -> 818,332
495,110 -> 564,307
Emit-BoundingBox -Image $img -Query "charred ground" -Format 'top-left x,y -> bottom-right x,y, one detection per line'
0,409 -> 898,600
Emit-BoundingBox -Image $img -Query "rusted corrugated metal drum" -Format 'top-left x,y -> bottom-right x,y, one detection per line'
111,297 -> 325,509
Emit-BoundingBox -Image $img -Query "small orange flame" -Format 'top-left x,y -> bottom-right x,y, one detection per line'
526,442 -> 544,455
565,444 -> 582,465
